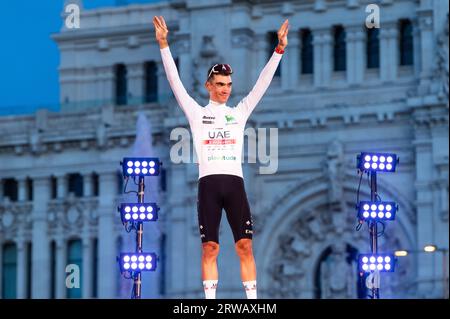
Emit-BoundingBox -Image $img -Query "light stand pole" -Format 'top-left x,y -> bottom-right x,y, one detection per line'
369,171 -> 380,299
133,176 -> 145,299
356,152 -> 399,300
119,157 -> 161,299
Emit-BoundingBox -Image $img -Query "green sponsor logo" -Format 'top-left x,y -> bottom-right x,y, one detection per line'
225,115 -> 235,123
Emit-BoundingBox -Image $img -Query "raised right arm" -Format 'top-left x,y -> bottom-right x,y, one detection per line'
153,16 -> 199,122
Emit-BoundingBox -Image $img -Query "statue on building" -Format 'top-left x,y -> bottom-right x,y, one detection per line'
324,140 -> 348,234
96,123 -> 108,149
29,128 -> 42,154
435,14 -> 449,106
325,140 -> 345,209
320,242 -> 356,299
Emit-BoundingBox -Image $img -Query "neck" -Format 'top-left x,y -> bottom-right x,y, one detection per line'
209,99 -> 226,105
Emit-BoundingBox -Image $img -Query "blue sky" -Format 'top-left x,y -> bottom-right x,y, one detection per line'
0,0 -> 162,115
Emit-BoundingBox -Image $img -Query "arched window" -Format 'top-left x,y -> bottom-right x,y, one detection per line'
144,61 -> 158,103
399,19 -> 414,66
67,239 -> 82,298
333,25 -> 346,71
301,28 -> 314,74
115,63 -> 128,106
366,28 -> 380,69
2,243 -> 17,298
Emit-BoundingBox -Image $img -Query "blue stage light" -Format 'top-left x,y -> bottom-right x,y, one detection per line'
119,253 -> 158,273
357,152 -> 398,172
122,157 -> 161,177
358,201 -> 397,221
358,253 -> 396,272
119,203 -> 159,223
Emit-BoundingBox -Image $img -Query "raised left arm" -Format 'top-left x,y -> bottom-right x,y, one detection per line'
238,19 -> 290,119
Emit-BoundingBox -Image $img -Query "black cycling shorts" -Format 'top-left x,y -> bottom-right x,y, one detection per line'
197,174 -> 253,244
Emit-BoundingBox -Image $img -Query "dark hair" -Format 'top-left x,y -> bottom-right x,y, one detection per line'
207,63 -> 233,81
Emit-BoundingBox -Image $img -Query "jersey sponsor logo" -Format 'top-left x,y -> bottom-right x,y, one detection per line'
225,115 -> 237,125
204,130 -> 236,145
208,130 -> 230,139
202,116 -> 215,124
207,155 -> 237,161
225,115 -> 235,122
203,139 -> 236,145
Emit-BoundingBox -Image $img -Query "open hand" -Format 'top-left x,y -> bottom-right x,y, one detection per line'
277,19 -> 289,50
153,16 -> 168,46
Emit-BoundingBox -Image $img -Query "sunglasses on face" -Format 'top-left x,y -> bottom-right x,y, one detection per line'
208,64 -> 233,79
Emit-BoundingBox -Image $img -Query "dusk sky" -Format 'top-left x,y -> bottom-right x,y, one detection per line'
0,0 -> 162,115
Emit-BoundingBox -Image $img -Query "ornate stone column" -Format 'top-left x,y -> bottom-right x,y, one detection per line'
96,66 -> 114,105
313,28 -> 332,88
82,235 -> 93,298
417,9 -> 434,92
55,235 -> 67,298
412,113 -> 436,295
286,35 -> 300,90
417,9 -> 433,77
176,33 -> 193,94
321,31 -> 332,87
56,174 -> 68,199
254,33 -> 268,84
18,177 -> 27,202
83,173 -> 93,198
102,68 -> 115,105
346,25 -> 365,85
127,63 -> 145,105
16,239 -> 27,298
380,22 -> 398,82
312,29 -> 323,87
353,27 -> 365,84
346,28 -> 356,85
31,176 -> 51,298
97,171 -> 117,298
157,61 -> 171,105
231,28 -> 253,94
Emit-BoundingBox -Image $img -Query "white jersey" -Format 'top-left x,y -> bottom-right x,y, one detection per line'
160,47 -> 282,179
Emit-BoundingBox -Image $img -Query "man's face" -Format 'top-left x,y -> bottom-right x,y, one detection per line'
205,74 -> 232,104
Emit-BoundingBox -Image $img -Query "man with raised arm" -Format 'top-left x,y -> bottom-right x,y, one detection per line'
153,15 -> 289,299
